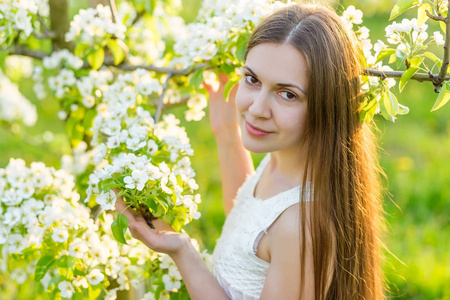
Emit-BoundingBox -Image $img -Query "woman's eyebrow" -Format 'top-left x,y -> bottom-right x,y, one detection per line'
242,65 -> 307,95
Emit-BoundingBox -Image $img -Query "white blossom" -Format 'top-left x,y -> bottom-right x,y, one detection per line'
58,281 -> 75,298
87,269 -> 105,285
433,31 -> 445,46
96,190 -> 117,210
124,170 -> 148,191
52,227 -> 69,243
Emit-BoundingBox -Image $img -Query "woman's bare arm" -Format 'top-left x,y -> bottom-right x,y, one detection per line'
116,201 -> 230,300
259,204 -> 315,300
204,74 -> 254,215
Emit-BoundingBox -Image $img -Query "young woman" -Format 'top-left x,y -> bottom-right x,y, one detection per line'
116,3 -> 385,299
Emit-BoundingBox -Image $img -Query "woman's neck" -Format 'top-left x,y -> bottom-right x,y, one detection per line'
267,149 -> 306,186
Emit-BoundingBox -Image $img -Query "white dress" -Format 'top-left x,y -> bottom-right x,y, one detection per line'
213,154 -> 312,299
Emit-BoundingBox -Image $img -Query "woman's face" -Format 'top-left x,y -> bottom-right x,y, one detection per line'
236,42 -> 309,155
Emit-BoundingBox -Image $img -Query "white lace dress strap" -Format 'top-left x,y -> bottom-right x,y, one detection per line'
213,154 -> 311,299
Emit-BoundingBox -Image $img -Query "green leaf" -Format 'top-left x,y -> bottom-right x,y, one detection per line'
189,68 -> 204,89
409,56 -> 422,68
35,255 -> 56,282
0,51 -> 7,73
57,255 -> 77,279
142,195 -> 159,213
440,19 -> 446,34
74,43 -> 89,58
399,66 -> 419,92
395,50 -> 408,68
375,49 -> 395,64
424,52 -> 440,64
390,0 -> 421,20
98,178 -> 115,192
379,91 -> 397,122
236,33 -> 250,63
5,23 -> 14,47
87,47 -> 105,70
388,54 -> 397,64
107,38 -> 127,65
57,255 -> 77,269
144,0 -> 156,14
111,213 -> 129,244
88,286 -> 102,299
389,91 -> 400,115
431,81 -> 450,111
223,76 -> 240,100
360,97 -> 378,123
398,103 -> 410,115
171,213 -> 186,232
83,109 -> 97,131
417,4 -> 432,26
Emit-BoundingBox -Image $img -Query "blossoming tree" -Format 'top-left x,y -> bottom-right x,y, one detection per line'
0,0 -> 449,299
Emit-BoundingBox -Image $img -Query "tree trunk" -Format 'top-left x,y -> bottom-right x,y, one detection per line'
89,0 -> 108,7
48,0 -> 70,50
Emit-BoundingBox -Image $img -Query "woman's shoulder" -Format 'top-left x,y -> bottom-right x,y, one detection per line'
268,202 -> 313,245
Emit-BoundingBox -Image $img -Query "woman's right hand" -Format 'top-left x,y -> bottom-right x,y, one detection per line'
115,199 -> 190,257
203,73 -> 240,137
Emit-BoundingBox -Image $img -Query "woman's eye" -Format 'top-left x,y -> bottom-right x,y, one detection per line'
245,75 -> 259,85
279,91 -> 297,101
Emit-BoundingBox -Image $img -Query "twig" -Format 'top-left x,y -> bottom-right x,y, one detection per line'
160,95 -> 190,110
32,29 -> 56,39
154,73 -> 174,122
131,11 -> 145,26
37,13 -> 51,32
107,0 -> 118,24
362,68 -> 450,83
93,57 -> 210,76
10,45 -> 210,76
11,46 -> 48,59
425,10 -> 446,22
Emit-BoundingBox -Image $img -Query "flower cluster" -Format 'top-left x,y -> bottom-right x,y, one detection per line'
65,4 -> 126,44
185,94 -> 208,121
173,0 -> 286,68
41,50 -> 84,99
0,0 -> 49,39
88,107 -> 201,235
385,18 -> 431,56
339,5 -> 412,122
0,158 -> 208,299
0,70 -> 37,126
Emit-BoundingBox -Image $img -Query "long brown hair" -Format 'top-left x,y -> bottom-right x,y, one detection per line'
245,3 -> 384,299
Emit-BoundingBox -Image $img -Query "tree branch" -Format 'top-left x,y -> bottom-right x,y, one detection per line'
107,0 -> 118,24
32,29 -> 56,40
11,45 -> 48,60
154,73 -> 174,122
48,0 -> 70,50
425,10 -> 446,22
9,45 -> 210,76
95,57 -> 210,76
437,1 -> 450,84
160,95 -> 190,110
131,11 -> 145,26
362,68 -> 450,82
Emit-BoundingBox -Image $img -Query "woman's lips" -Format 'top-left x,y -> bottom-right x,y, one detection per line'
245,121 -> 271,137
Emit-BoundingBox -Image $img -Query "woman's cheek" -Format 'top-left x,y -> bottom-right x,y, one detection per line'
235,86 -> 251,113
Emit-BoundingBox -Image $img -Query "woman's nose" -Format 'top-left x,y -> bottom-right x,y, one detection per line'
248,90 -> 271,119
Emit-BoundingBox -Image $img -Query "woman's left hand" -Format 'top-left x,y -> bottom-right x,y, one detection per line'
115,199 -> 190,256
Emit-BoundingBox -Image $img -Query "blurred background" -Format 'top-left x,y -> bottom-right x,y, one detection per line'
0,0 -> 449,299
